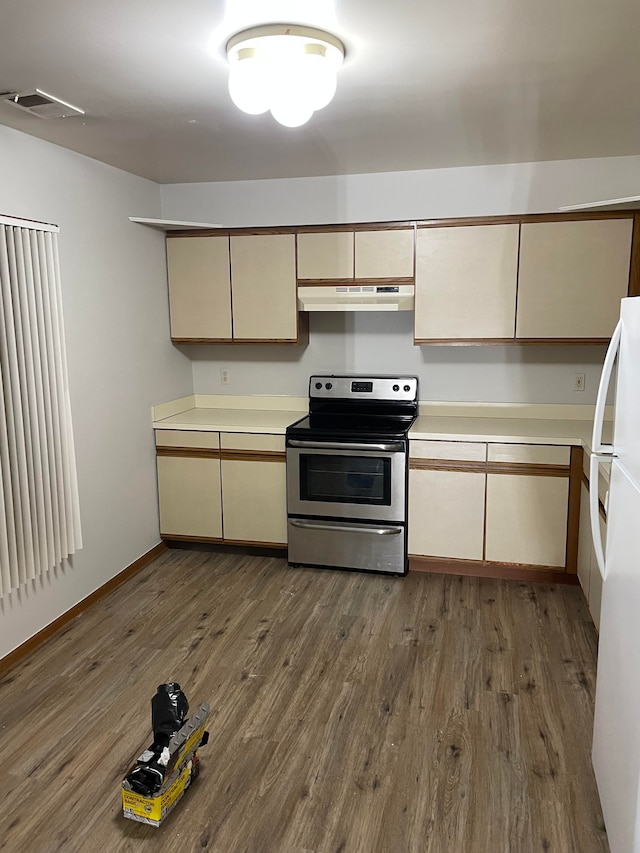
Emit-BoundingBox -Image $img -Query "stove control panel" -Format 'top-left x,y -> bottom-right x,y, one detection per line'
309,375 -> 418,401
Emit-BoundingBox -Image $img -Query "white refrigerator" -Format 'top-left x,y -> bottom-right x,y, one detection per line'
591,296 -> 640,853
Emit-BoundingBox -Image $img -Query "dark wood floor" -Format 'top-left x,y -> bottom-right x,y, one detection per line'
0,548 -> 609,853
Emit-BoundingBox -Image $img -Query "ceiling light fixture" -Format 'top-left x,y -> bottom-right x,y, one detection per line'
226,24 -> 345,128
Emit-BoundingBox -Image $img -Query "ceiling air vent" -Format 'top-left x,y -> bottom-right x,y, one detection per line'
1,89 -> 85,119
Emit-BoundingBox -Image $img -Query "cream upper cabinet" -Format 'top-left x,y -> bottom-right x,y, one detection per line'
297,231 -> 354,280
230,234 -> 298,341
415,224 -> 519,341
485,473 -> 568,567
354,228 -> 414,279
166,236 -> 232,340
516,218 -> 633,340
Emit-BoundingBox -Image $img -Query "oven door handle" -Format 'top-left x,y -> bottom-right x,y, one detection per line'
289,519 -> 403,536
287,439 -> 405,453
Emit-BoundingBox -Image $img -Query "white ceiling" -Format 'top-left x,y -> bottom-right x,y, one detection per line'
0,0 -> 639,185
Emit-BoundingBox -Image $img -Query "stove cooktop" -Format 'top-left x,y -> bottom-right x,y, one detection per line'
286,412 -> 416,442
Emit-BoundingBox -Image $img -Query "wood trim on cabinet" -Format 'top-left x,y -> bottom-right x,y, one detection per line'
297,277 -> 415,287
173,337 -> 302,345
161,534 -> 225,543
167,211 -> 637,241
629,213 -> 640,297
409,555 -> 579,584
415,337 -> 612,346
565,446 -> 583,574
171,337 -> 234,344
221,538 -> 287,549
486,462 -> 570,477
410,457 -> 570,477
296,221 -> 416,234
0,542 -> 168,677
409,458 -> 487,474
156,447 -> 222,459
221,449 -> 286,462
416,211 -> 637,229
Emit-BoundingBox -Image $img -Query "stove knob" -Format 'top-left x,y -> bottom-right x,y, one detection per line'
325,382 -> 332,390
393,384 -> 400,392
315,382 -> 322,390
404,384 -> 411,392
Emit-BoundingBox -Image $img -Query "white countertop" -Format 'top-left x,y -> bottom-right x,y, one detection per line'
409,414 -> 603,452
153,406 -> 303,434
152,395 -> 611,451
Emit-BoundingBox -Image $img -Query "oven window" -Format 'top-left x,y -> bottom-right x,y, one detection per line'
299,454 -> 391,506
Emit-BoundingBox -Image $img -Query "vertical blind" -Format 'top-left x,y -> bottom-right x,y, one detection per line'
0,218 -> 82,597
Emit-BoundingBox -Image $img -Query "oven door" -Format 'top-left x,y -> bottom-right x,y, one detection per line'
286,439 -> 406,522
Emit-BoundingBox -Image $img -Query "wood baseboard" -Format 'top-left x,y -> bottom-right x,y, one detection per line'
0,542 -> 168,677
409,555 -> 579,584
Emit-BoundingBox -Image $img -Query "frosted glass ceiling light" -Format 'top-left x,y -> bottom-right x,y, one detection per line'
226,25 -> 344,127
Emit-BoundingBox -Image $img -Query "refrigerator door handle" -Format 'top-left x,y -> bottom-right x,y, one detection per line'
590,453 -> 607,580
592,318 -> 621,455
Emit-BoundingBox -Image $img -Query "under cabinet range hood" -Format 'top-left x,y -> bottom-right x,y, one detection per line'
298,284 -> 415,312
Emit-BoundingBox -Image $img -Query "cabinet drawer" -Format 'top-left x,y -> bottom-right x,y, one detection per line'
155,430 -> 220,450
220,433 -> 285,453
410,440 -> 487,463
487,443 -> 570,466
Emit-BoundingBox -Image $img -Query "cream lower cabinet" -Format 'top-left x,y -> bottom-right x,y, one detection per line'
155,430 -> 286,545
409,440 -> 487,560
220,433 -> 287,545
485,442 -> 570,568
485,473 -> 568,567
156,431 -> 223,539
409,440 -> 575,572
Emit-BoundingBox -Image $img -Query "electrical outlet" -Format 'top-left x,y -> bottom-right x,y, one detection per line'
220,368 -> 230,386
574,373 -> 586,392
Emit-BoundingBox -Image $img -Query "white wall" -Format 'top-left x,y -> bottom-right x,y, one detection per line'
163,156 -> 636,403
160,155 -> 640,227
0,125 -> 193,659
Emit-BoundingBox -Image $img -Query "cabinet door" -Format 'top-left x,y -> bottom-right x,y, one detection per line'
157,456 -> 222,539
408,468 -> 485,559
221,458 -> 287,544
516,218 -> 633,340
415,224 -> 519,340
485,473 -> 568,567
166,236 -> 232,340
354,229 -> 414,279
297,231 -> 354,280
231,234 -> 297,341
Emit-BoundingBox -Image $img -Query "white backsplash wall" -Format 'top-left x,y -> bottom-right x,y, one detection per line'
191,312 -> 607,404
